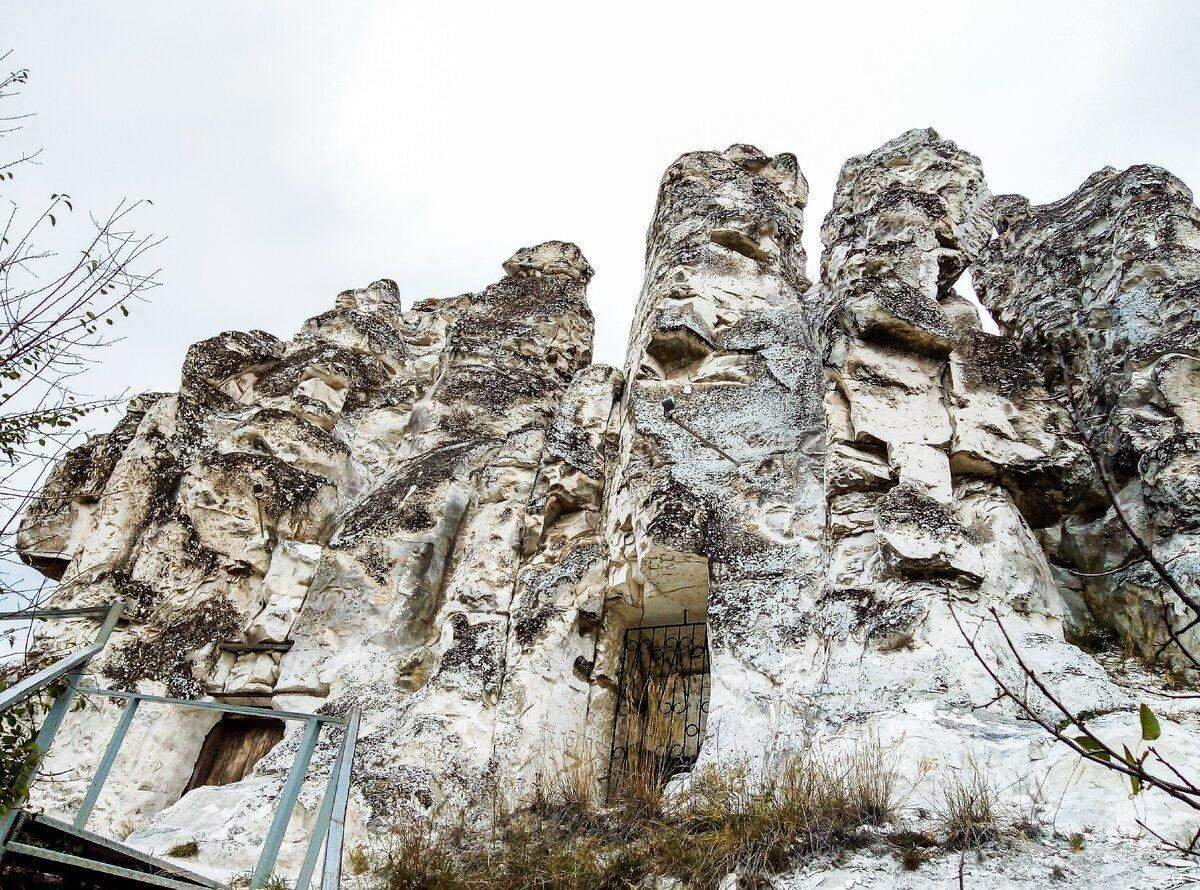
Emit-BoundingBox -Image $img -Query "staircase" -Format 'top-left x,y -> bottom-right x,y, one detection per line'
3,810 -> 219,888
0,605 -> 360,889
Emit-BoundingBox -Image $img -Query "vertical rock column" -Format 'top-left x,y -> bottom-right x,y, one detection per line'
15,279 -> 406,835
800,135 -> 1200,863
977,166 -> 1200,671
816,129 -> 995,604
809,128 -> 1093,730
491,363 -> 623,795
278,242 -> 599,823
602,145 -> 827,763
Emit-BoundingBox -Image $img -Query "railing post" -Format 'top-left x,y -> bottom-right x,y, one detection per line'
251,716 -> 321,889
90,603 -> 125,651
73,696 -> 140,830
320,708 -> 360,890
293,757 -> 339,890
0,603 -> 123,860
296,709 -> 360,890
0,661 -> 86,859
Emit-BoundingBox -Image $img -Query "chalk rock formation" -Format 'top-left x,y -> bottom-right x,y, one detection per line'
14,134 -> 1200,888
599,144 -> 826,765
977,167 -> 1200,672
16,243 -> 616,874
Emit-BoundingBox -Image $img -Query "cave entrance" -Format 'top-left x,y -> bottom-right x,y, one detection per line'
184,714 -> 285,792
607,618 -> 710,798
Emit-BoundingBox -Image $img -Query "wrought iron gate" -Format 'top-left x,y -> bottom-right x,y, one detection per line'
607,620 -> 710,797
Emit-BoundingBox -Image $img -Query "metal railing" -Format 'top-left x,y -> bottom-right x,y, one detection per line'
0,604 -> 360,889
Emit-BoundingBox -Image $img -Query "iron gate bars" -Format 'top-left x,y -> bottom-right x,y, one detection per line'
607,620 -> 710,798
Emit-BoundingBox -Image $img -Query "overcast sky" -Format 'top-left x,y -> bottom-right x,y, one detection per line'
7,2 -> 1200,405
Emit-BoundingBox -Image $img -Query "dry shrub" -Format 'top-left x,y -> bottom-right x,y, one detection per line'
669,738 -> 899,879
531,751 -> 601,832
937,761 -> 1004,849
164,838 -> 199,858
369,737 -> 899,890
372,820 -> 461,890
371,816 -> 624,890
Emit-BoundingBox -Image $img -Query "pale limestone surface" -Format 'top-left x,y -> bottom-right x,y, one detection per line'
599,144 -> 826,771
978,167 -> 1200,675
14,135 -> 1200,888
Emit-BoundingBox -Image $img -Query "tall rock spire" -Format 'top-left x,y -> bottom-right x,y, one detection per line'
600,144 -> 826,762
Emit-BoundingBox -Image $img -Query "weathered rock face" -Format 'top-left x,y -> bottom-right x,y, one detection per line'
15,136 -> 1200,887
812,130 -> 1088,672
977,166 -> 1200,671
16,242 -> 616,873
599,144 -> 826,764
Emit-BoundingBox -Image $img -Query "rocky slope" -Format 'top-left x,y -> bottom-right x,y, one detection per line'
14,131 -> 1200,887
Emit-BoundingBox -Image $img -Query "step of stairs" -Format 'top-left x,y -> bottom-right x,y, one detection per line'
1,811 -> 222,889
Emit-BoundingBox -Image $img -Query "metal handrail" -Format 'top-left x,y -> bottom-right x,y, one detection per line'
92,688 -> 348,725
0,602 -> 124,853
319,708 -> 360,890
0,604 -> 362,888
0,606 -> 121,619
0,604 -> 125,714
0,640 -> 106,711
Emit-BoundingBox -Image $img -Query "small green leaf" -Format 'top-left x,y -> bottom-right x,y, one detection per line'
1140,703 -> 1161,741
1121,744 -> 1145,793
1074,736 -> 1111,760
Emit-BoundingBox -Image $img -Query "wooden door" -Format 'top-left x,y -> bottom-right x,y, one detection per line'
185,715 -> 285,792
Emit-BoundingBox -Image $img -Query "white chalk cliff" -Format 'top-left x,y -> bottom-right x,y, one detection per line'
16,131 -> 1200,887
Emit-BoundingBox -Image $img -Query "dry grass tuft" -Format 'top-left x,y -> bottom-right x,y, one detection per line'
347,845 -> 371,876
900,846 -> 924,870
164,838 -> 199,858
530,752 -> 602,833
369,738 -> 900,889
373,820 -> 462,890
936,761 -> 1004,850
885,829 -> 937,871
230,873 -> 291,890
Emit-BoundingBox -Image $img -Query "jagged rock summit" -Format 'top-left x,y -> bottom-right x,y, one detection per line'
15,132 -> 1200,887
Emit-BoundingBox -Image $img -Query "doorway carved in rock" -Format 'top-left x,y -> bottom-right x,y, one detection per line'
607,617 -> 710,797
184,714 -> 285,793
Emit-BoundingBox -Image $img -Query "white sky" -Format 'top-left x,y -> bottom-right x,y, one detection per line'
7,1 -> 1200,402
